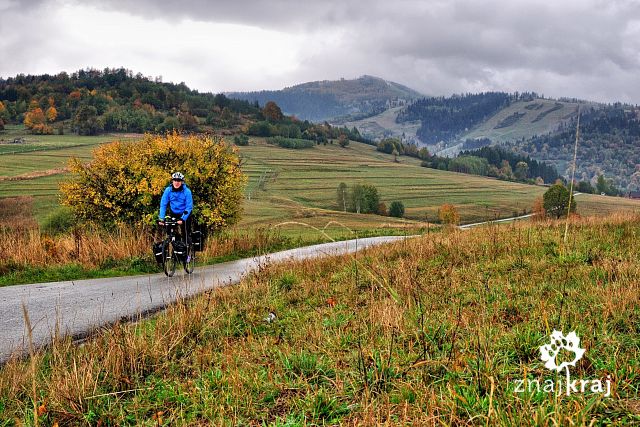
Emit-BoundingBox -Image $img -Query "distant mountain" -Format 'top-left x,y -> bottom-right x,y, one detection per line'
226,75 -> 424,122
347,91 -> 640,191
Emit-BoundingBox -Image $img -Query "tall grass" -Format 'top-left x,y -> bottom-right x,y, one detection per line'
1,214 -> 639,424
0,223 -> 297,286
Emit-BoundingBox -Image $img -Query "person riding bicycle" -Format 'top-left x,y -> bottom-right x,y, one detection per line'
158,172 -> 193,241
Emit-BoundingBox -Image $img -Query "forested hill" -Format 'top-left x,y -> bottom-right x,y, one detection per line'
0,68 -> 367,147
0,68 -> 261,134
508,105 -> 640,191
396,92 -> 531,144
227,75 -> 423,122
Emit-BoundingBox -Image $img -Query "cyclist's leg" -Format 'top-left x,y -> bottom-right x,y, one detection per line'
185,216 -> 193,244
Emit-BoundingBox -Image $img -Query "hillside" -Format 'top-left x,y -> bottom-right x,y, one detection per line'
2,215 -> 639,424
346,92 -> 640,191
507,105 -> 640,191
342,106 -> 422,144
3,126 -> 640,233
0,68 -> 260,134
428,98 -> 583,157
463,98 -> 582,143
227,75 -> 423,122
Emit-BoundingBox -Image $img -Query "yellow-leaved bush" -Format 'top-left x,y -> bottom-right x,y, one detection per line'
61,132 -> 246,230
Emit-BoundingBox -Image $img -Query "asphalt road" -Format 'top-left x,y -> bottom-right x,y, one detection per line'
0,235 -> 408,364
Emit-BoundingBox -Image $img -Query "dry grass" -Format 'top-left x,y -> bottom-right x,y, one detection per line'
1,214 -> 639,425
0,225 -> 292,269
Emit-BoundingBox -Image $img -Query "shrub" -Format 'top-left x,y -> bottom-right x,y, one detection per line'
247,120 -> 274,137
389,201 -> 405,218
532,196 -> 546,221
269,136 -> 315,149
377,202 -> 387,216
156,116 -> 181,133
61,132 -> 246,230
543,184 -> 576,219
438,204 -> 459,225
233,134 -> 249,146
41,206 -> 75,235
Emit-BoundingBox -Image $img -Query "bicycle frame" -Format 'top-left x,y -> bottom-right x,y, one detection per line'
159,217 -> 195,276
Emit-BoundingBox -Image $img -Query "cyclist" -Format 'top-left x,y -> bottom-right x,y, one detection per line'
158,172 -> 193,241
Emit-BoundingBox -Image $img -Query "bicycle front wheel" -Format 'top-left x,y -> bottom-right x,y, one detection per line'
184,243 -> 196,274
162,240 -> 177,277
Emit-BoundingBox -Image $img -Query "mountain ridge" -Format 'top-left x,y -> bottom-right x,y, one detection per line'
227,75 -> 424,122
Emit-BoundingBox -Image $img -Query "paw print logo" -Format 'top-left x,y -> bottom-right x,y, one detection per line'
539,330 -> 585,372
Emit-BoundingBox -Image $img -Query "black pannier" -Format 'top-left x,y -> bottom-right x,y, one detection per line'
172,240 -> 188,261
152,242 -> 164,264
191,230 -> 204,252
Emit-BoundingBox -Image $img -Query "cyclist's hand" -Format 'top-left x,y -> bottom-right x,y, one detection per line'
158,220 -> 165,226
177,220 -> 183,225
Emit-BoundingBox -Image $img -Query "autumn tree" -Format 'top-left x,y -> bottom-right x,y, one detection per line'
61,132 -> 246,229
178,111 -> 198,131
24,100 -> 52,134
532,196 -> 546,221
0,102 -> 6,130
439,204 -> 460,225
377,202 -> 387,216
263,101 -> 284,123
0,101 -> 7,121
45,104 -> 58,123
338,134 -> 349,148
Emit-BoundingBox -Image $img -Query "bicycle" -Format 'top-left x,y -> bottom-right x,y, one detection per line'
158,217 -> 196,276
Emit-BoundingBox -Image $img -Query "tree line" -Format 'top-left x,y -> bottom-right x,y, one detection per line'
0,68 -> 260,134
244,102 -> 367,144
396,92 -> 518,144
336,183 -> 405,218
372,137 -> 560,185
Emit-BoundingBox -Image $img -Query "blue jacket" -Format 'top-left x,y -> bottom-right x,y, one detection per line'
159,184 -> 193,220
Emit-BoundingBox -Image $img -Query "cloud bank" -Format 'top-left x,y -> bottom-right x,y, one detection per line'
2,0 -> 640,102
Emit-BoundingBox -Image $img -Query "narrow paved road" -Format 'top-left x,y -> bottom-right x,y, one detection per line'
0,236 -> 407,364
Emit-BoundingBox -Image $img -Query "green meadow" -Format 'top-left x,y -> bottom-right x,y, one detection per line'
1,127 -> 639,237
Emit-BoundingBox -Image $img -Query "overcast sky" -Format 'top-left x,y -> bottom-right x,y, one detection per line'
2,0 -> 640,103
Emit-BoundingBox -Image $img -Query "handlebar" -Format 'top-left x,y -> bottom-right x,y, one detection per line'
159,217 -> 182,226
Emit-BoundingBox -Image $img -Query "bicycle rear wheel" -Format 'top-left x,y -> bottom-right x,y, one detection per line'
183,242 -> 196,274
162,240 -> 177,277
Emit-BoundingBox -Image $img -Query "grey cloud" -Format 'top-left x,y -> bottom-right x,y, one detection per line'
2,0 -> 640,103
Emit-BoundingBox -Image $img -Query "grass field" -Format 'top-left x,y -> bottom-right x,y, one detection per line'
239,139 -> 545,230
462,98 -> 584,144
0,125 -> 138,178
342,106 -> 421,143
2,215 -> 638,425
1,128 -> 640,236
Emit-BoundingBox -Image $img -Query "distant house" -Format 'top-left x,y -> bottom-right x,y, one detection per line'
628,191 -> 640,199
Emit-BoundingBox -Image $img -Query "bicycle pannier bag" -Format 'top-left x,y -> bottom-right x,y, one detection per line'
152,242 -> 163,264
191,230 -> 204,252
173,240 -> 188,261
